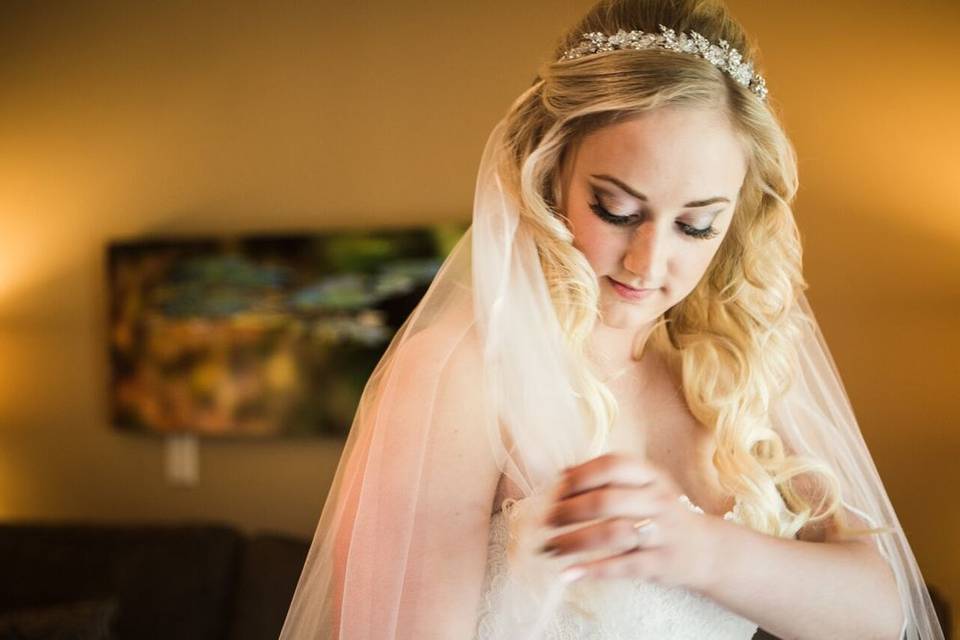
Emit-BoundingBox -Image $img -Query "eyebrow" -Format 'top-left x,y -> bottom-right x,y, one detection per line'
589,174 -> 730,208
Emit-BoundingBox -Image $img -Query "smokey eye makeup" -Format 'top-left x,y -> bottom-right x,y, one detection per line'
676,220 -> 721,240
587,194 -> 721,240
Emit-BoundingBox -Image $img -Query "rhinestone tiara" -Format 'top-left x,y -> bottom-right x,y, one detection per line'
558,24 -> 768,101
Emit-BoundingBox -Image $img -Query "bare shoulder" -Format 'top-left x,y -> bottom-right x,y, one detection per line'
787,473 -> 879,548
387,316 -> 496,451
389,310 -> 483,381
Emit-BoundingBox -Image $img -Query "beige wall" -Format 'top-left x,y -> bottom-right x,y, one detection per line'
0,0 -> 956,633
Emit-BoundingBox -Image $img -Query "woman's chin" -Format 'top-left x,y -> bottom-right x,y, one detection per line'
598,297 -> 660,330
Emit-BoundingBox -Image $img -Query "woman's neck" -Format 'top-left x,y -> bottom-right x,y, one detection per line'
586,318 -> 656,380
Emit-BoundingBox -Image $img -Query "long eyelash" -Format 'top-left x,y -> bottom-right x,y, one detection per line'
588,202 -> 637,226
589,201 -> 720,240
676,221 -> 720,240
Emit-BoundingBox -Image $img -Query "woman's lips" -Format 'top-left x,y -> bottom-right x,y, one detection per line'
607,276 -> 657,301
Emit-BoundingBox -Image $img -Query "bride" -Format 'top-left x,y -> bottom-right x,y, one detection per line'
279,0 -> 945,638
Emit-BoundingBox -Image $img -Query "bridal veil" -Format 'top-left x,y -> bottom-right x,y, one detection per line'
276,109 -> 944,638
277,3 -> 945,633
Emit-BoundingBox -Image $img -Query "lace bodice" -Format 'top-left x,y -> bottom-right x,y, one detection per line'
473,495 -> 760,640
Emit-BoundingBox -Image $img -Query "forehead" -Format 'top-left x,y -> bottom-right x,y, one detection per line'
570,107 -> 748,203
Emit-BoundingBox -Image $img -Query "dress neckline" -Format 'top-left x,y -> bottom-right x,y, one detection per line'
492,493 -> 739,520
679,493 -> 738,520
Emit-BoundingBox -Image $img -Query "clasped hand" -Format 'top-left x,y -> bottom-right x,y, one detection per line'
539,452 -> 722,591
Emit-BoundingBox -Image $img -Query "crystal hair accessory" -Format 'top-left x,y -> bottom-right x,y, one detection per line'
559,24 -> 768,101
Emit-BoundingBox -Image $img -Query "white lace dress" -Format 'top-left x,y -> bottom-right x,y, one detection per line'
473,495 -> 761,640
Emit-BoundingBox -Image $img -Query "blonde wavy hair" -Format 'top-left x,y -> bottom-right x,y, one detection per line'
494,0 -> 871,539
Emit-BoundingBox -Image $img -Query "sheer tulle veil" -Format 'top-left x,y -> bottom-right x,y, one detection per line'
277,85 -> 945,640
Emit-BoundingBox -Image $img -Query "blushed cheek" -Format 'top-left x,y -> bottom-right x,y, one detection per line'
573,227 -> 617,275
569,213 -> 609,274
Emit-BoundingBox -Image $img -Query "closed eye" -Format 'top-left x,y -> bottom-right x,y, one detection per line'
588,201 -> 720,240
676,221 -> 720,240
588,201 -> 637,226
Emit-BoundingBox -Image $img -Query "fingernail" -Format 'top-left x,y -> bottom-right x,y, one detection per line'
561,566 -> 586,583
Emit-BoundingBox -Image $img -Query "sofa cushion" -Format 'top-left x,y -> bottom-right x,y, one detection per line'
0,596 -> 119,640
227,533 -> 309,640
0,522 -> 242,640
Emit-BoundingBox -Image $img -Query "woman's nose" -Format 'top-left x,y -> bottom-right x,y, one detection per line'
622,223 -> 668,286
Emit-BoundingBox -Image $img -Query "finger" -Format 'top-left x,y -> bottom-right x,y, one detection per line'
560,546 -> 663,583
541,516 -> 662,556
559,453 -> 661,499
548,483 -> 668,527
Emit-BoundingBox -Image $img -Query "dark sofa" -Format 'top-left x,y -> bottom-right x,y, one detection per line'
0,521 -> 950,640
0,522 -> 309,640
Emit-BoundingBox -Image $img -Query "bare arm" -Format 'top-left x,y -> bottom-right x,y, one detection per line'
697,514 -> 904,640
333,324 -> 502,639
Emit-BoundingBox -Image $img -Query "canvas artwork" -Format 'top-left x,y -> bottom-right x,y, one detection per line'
106,224 -> 466,438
